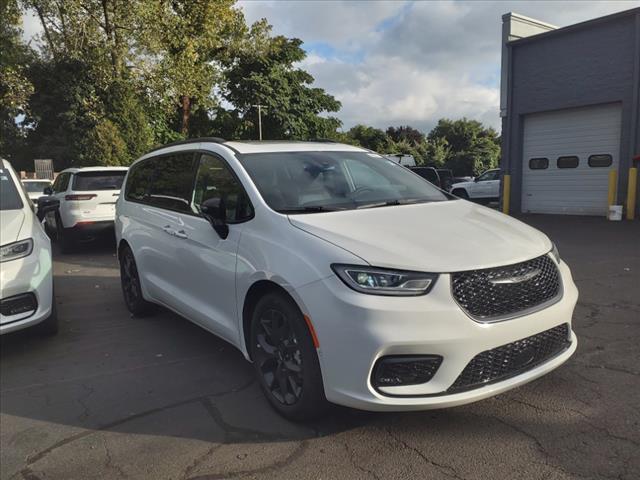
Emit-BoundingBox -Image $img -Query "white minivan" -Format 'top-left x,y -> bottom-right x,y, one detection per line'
115,139 -> 578,420
1,159 -> 57,335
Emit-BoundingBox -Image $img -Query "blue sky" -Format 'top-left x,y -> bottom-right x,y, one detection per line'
241,0 -> 639,133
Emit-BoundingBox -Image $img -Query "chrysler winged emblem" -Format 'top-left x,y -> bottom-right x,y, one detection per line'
489,269 -> 541,285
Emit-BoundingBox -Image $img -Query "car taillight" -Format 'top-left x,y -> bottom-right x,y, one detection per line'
65,194 -> 97,201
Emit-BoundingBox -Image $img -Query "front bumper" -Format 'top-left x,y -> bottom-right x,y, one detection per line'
295,258 -> 578,411
0,247 -> 54,335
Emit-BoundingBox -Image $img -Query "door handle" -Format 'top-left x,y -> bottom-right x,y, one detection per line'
162,225 -> 188,239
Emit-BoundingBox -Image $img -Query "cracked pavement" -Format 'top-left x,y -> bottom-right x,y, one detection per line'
1,215 -> 638,480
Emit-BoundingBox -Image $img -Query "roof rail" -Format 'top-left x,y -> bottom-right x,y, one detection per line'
147,137 -> 226,154
308,138 -> 338,143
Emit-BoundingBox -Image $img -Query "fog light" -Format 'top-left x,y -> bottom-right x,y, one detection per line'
372,355 -> 443,388
0,293 -> 38,317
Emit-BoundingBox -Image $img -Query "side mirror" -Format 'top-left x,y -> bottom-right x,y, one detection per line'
36,196 -> 60,222
200,197 -> 229,239
43,186 -> 53,195
474,177 -> 480,182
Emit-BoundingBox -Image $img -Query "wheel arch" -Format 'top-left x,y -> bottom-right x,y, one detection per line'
241,280 -> 303,360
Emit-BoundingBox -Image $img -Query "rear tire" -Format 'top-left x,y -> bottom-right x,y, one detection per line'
249,291 -> 328,421
119,246 -> 155,317
452,189 -> 469,200
33,300 -> 58,336
56,215 -> 75,254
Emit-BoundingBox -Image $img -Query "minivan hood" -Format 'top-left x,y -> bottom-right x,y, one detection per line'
0,210 -> 25,245
289,200 -> 551,272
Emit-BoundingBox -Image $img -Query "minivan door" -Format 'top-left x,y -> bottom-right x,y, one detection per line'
176,152 -> 253,345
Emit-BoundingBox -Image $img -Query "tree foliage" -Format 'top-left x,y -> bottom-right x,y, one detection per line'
1,1 -> 500,175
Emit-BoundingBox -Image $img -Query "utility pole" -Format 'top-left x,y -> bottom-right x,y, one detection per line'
252,104 -> 265,140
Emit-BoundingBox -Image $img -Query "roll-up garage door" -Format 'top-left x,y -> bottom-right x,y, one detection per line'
522,103 -> 622,215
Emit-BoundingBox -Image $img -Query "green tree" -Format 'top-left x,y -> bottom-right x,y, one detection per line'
0,0 -> 34,165
213,20 -> 341,140
386,125 -> 424,145
427,118 -> 500,175
346,124 -> 389,152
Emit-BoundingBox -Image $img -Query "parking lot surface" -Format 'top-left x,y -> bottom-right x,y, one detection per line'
1,215 -> 639,480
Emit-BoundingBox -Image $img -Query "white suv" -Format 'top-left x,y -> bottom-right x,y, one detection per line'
450,168 -> 501,202
116,139 -> 578,420
41,166 -> 127,251
1,159 -> 57,335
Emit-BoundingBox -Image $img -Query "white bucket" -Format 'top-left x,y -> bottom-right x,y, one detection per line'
608,205 -> 623,221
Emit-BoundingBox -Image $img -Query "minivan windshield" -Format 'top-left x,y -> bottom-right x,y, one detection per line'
237,151 -> 449,213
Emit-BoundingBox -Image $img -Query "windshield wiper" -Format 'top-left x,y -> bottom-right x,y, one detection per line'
356,199 -> 428,209
276,205 -> 348,213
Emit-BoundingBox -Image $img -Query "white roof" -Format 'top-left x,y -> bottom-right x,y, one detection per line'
21,178 -> 52,182
59,166 -> 129,174
216,141 -> 368,155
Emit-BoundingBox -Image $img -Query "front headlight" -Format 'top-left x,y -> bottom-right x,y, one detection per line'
550,242 -> 561,264
0,239 -> 34,263
331,264 -> 437,296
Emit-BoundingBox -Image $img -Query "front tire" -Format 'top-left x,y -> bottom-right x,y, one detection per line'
56,215 -> 75,254
249,291 -> 328,421
452,189 -> 469,200
119,246 -> 155,317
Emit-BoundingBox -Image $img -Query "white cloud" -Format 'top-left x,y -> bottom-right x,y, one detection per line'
241,0 -> 640,133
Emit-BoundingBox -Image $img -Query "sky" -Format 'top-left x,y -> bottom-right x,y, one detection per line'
21,1 -> 640,134
240,0 -> 639,133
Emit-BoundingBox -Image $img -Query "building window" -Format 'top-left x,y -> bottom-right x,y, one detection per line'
588,154 -> 613,168
557,156 -> 579,168
529,158 -> 549,170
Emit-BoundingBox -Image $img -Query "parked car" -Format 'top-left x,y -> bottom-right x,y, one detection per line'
116,139 -> 577,420
21,179 -> 53,207
385,153 -> 416,167
436,169 -> 454,191
409,166 -> 441,187
1,159 -> 57,335
40,166 -> 128,252
450,168 -> 501,202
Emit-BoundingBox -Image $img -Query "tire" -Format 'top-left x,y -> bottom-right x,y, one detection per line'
452,189 -> 469,200
56,214 -> 75,254
119,246 -> 155,317
33,300 -> 58,336
249,291 -> 328,421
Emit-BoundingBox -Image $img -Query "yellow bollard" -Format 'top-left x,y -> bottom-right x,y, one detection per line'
608,170 -> 617,208
626,167 -> 637,220
502,174 -> 511,215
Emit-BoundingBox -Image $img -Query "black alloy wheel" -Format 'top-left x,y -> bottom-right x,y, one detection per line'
119,247 -> 154,316
250,292 -> 328,420
253,307 -> 304,405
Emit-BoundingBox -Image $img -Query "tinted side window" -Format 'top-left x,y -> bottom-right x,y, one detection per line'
588,154 -> 613,167
192,154 -> 253,222
125,160 -> 155,202
557,156 -> 579,168
148,153 -> 196,212
53,173 -> 70,193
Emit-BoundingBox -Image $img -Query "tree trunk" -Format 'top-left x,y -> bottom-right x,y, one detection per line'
181,96 -> 191,136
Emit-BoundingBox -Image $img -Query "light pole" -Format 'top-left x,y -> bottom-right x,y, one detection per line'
252,104 -> 266,140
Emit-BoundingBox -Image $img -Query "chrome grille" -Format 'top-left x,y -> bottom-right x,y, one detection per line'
448,323 -> 571,393
451,254 -> 561,321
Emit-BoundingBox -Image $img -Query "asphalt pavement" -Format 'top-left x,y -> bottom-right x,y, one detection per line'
1,215 -> 639,480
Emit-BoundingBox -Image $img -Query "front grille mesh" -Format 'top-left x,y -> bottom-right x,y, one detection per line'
448,324 -> 571,393
451,254 -> 561,320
